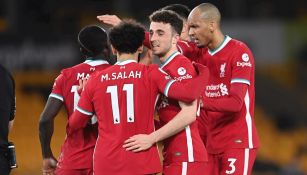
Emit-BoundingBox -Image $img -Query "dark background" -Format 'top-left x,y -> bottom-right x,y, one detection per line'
0,0 -> 306,174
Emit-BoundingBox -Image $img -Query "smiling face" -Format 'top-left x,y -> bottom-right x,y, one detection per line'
188,9 -> 213,48
149,22 -> 178,58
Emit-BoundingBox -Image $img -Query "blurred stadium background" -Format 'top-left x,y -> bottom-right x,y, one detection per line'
1,0 -> 307,174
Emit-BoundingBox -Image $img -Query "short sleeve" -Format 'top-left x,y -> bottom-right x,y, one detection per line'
149,65 -> 175,97
167,58 -> 196,82
76,77 -> 95,116
231,45 -> 254,85
49,73 -> 65,101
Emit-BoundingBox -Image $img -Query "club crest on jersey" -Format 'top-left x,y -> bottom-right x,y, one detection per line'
237,53 -> 252,67
220,63 -> 226,77
177,67 -> 186,76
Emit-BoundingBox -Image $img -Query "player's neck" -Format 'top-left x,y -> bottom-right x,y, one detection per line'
159,47 -> 178,63
117,53 -> 138,62
209,31 -> 225,51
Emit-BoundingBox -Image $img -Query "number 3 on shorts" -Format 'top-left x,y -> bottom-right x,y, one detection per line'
226,158 -> 236,174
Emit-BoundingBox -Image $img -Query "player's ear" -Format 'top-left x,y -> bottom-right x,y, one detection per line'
137,45 -> 143,54
209,21 -> 216,33
111,45 -> 117,55
172,33 -> 180,45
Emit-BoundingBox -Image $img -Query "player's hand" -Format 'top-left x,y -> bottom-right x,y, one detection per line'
97,15 -> 122,26
42,157 -> 57,175
77,78 -> 88,95
123,134 -> 155,152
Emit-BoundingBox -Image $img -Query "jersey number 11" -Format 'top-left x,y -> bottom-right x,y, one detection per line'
107,84 -> 135,124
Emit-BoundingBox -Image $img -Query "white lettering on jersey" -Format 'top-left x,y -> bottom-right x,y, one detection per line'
77,72 -> 90,80
174,74 -> 192,82
205,83 -> 229,97
220,63 -> 226,77
101,71 -> 142,82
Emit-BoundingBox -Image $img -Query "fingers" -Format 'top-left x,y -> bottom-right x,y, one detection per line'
97,15 -> 121,26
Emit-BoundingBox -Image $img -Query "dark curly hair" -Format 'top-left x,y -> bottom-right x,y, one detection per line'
109,20 -> 145,54
149,10 -> 183,35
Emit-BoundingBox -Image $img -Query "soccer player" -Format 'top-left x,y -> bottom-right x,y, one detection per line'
38,25 -> 111,175
179,3 -> 260,175
68,20 -> 209,175
124,10 -> 208,175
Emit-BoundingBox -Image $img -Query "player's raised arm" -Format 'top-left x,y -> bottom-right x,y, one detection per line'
154,63 -> 209,103
97,14 -> 122,26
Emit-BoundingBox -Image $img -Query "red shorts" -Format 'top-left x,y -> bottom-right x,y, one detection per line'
55,167 -> 92,175
163,162 -> 208,175
206,148 -> 257,175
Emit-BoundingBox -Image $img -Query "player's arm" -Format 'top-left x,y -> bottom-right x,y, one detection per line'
123,100 -> 197,152
203,83 -> 248,112
163,63 -> 209,102
203,47 -> 253,113
68,78 -> 94,133
97,14 -> 122,26
68,109 -> 92,132
38,97 -> 62,174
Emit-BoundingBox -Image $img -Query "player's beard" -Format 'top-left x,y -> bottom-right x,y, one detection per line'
153,43 -> 172,58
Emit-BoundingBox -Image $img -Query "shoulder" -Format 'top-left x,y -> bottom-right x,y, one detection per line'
229,38 -> 252,53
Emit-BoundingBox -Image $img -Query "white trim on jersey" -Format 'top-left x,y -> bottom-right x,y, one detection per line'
160,51 -> 180,69
84,60 -> 109,66
93,135 -> 100,175
181,162 -> 188,175
231,78 -> 250,85
185,126 -> 194,162
208,35 -> 232,56
243,148 -> 250,175
49,93 -> 64,101
114,60 -> 137,65
244,90 -> 254,148
164,80 -> 176,97
76,106 -> 93,116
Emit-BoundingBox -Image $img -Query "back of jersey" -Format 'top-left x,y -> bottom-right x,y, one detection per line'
87,60 -> 161,174
50,59 -> 110,169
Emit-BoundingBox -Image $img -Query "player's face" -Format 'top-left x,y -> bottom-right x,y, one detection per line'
149,22 -> 175,57
188,10 -> 212,48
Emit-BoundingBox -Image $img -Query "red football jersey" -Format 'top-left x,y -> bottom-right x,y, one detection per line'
50,59 -> 110,169
156,51 -> 208,164
178,36 -> 260,154
76,60 -> 207,175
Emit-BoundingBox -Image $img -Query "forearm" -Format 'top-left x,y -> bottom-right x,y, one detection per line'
203,83 -> 248,113
69,110 -> 90,132
150,101 -> 197,142
39,119 -> 54,158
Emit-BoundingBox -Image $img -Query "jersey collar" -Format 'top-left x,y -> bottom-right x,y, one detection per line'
115,59 -> 137,65
208,35 -> 232,56
84,59 -> 109,66
160,51 -> 180,69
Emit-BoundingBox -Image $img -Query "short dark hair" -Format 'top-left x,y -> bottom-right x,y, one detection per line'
109,20 -> 145,54
78,25 -> 108,57
149,10 -> 183,35
162,4 -> 190,20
